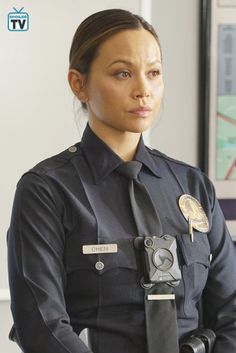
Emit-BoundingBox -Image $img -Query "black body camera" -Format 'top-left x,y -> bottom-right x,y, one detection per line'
134,234 -> 181,285
180,329 -> 216,353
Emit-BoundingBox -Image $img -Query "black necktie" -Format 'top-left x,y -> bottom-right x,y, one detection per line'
117,161 -> 179,353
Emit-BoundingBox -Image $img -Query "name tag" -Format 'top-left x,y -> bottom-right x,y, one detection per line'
147,294 -> 175,301
82,244 -> 118,254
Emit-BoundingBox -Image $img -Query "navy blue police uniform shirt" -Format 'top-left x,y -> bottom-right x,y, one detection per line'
8,124 -> 236,353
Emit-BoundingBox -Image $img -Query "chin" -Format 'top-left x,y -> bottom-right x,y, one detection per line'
126,119 -> 153,133
128,126 -> 149,134
103,117 -> 153,134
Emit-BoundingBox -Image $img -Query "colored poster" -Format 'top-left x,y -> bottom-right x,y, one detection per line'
217,25 -> 236,180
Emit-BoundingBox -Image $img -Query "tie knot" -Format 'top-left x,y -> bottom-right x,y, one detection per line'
116,161 -> 142,179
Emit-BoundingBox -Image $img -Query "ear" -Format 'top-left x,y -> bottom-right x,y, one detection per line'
68,69 -> 88,102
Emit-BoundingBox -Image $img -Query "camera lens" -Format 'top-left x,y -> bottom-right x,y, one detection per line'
195,329 -> 216,353
180,336 -> 205,353
153,248 -> 174,271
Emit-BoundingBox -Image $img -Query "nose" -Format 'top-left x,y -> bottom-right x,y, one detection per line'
135,90 -> 150,99
133,77 -> 150,99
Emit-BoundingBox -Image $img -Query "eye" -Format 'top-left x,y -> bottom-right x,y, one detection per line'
148,70 -> 161,78
115,71 -> 131,79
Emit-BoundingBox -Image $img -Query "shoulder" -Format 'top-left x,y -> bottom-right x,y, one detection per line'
147,147 -> 215,201
16,143 -> 83,193
23,143 -> 82,178
147,147 -> 201,175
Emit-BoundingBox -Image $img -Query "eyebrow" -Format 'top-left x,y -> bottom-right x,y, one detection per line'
106,59 -> 162,68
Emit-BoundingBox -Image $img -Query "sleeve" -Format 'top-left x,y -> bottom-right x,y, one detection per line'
7,172 -> 92,353
202,181 -> 236,353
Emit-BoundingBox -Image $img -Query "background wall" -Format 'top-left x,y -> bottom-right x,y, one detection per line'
0,1 -> 200,352
150,0 -> 200,164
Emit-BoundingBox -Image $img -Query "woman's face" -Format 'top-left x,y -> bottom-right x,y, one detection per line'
84,28 -> 164,134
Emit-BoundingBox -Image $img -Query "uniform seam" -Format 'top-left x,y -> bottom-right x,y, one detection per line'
28,151 -> 82,177
148,149 -> 201,172
21,172 -> 62,220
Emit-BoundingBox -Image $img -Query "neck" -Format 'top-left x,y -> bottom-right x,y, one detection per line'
88,120 -> 141,161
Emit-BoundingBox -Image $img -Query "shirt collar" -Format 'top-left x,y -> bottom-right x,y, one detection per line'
135,137 -> 161,178
80,124 -> 161,184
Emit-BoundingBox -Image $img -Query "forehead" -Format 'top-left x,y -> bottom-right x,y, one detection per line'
95,29 -> 162,66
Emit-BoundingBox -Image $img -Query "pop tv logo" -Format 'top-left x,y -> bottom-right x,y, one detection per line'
8,7 -> 29,31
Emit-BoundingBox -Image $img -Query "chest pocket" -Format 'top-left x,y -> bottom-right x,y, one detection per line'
176,233 -> 211,316
64,237 -> 137,275
64,237 -> 139,308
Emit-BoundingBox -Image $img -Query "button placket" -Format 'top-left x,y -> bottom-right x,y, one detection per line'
68,146 -> 77,153
95,261 -> 104,271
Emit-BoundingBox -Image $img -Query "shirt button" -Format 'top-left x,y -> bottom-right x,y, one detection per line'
68,146 -> 77,153
95,261 -> 104,271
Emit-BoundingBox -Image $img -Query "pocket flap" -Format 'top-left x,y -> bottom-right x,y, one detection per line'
177,233 -> 210,267
99,239 -> 137,273
65,238 -> 137,274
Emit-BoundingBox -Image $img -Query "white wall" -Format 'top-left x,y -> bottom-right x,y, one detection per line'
150,0 -> 200,166
0,1 -> 199,352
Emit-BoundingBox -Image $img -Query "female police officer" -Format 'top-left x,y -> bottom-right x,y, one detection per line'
7,8 -> 236,353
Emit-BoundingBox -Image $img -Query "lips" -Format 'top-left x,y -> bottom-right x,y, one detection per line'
129,106 -> 152,117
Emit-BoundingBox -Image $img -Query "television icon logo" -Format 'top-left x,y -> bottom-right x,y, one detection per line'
8,7 -> 29,31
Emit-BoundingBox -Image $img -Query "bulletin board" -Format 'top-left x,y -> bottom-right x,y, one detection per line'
201,0 -> 236,240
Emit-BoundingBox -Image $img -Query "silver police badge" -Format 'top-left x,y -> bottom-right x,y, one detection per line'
178,194 -> 209,233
